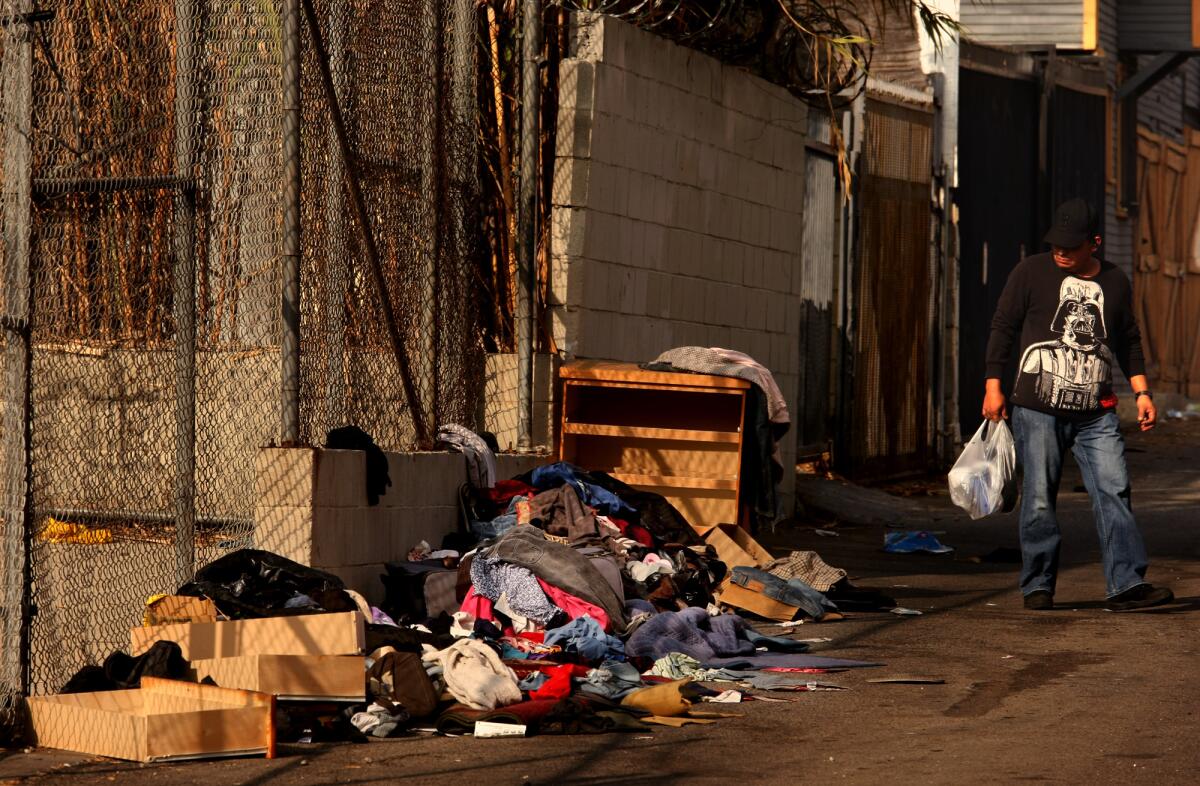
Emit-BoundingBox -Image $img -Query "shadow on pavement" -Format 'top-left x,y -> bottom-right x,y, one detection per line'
1050,595 -> 1200,613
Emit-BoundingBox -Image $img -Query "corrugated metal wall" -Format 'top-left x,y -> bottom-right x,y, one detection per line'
956,67 -> 1041,435
1048,87 -> 1109,240
797,111 -> 838,451
845,98 -> 935,479
961,1 -> 1086,49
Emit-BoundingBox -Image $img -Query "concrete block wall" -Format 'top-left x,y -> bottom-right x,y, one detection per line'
550,13 -> 808,513
482,352 -> 559,451
255,447 -> 546,605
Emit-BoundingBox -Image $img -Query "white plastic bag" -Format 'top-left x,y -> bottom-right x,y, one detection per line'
948,420 -> 1017,520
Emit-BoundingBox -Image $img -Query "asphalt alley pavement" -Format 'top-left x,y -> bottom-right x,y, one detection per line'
3,418 -> 1199,785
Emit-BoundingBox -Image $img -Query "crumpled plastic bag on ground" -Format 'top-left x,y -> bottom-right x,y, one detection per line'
948,419 -> 1017,519
884,531 -> 954,554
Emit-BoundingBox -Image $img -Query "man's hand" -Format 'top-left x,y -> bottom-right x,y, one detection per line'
982,379 -> 1008,422
1137,395 -> 1157,431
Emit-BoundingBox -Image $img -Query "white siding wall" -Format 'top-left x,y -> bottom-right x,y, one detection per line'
961,0 -> 1087,49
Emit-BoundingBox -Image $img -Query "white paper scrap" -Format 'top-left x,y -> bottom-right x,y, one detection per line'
474,721 -> 527,739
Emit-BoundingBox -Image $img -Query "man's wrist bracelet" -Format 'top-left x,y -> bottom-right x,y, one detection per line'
1135,390 -> 1153,400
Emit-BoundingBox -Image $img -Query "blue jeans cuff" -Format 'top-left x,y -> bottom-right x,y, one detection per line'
1106,581 -> 1149,600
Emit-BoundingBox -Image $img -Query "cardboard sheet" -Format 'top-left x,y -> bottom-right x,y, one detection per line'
28,678 -> 274,763
716,580 -> 800,622
190,654 -> 365,701
144,595 -> 218,626
132,611 -> 365,661
691,523 -> 773,570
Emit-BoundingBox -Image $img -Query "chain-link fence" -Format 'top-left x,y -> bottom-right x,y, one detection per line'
0,0 -> 482,735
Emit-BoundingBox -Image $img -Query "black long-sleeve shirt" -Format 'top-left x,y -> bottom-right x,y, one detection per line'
985,253 -> 1146,418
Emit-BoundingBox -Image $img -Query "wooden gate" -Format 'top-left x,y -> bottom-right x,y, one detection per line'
1135,127 -> 1200,397
843,97 -> 935,479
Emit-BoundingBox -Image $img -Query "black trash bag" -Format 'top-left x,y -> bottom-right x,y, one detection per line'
177,548 -> 357,619
325,425 -> 391,505
61,641 -> 189,694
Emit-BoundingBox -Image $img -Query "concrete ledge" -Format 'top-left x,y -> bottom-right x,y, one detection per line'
254,446 -> 550,606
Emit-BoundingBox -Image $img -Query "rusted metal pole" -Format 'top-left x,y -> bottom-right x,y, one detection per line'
301,0 -> 432,447
172,0 -> 198,585
281,0 -> 302,444
517,0 -> 540,450
1,0 -> 36,703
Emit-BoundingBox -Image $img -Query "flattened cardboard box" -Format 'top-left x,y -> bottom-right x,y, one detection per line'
691,523 -> 773,570
190,654 -> 365,701
132,610 -> 365,661
717,580 -> 800,622
27,677 -> 274,763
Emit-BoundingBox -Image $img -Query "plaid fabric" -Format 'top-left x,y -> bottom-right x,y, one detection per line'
762,551 -> 846,592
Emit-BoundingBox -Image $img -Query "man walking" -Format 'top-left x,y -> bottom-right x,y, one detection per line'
983,198 -> 1173,612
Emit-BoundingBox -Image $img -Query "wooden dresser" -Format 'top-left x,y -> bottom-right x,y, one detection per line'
558,360 -> 750,528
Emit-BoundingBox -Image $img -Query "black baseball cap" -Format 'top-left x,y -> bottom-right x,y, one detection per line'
1044,198 -> 1098,249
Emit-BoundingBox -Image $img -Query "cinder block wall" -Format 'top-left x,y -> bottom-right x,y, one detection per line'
482,352 -> 558,451
255,448 -> 546,605
550,13 -> 808,514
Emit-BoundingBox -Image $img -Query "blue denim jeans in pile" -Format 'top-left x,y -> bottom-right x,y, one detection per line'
729,566 -> 837,620
1011,406 -> 1149,599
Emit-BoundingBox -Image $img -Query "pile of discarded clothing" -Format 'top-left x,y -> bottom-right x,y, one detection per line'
338,457 -> 892,738
34,404 -> 902,757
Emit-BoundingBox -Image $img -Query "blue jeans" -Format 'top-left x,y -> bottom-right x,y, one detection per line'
729,566 -> 837,620
1011,406 -> 1148,598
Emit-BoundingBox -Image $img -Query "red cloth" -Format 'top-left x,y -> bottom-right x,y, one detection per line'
607,516 -> 654,547
530,664 -> 575,700
434,698 -> 561,734
486,479 -> 536,507
460,588 -> 496,621
507,660 -> 589,676
537,578 -> 611,631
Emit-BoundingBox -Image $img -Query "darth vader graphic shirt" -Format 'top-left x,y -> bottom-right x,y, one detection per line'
985,254 -> 1146,419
